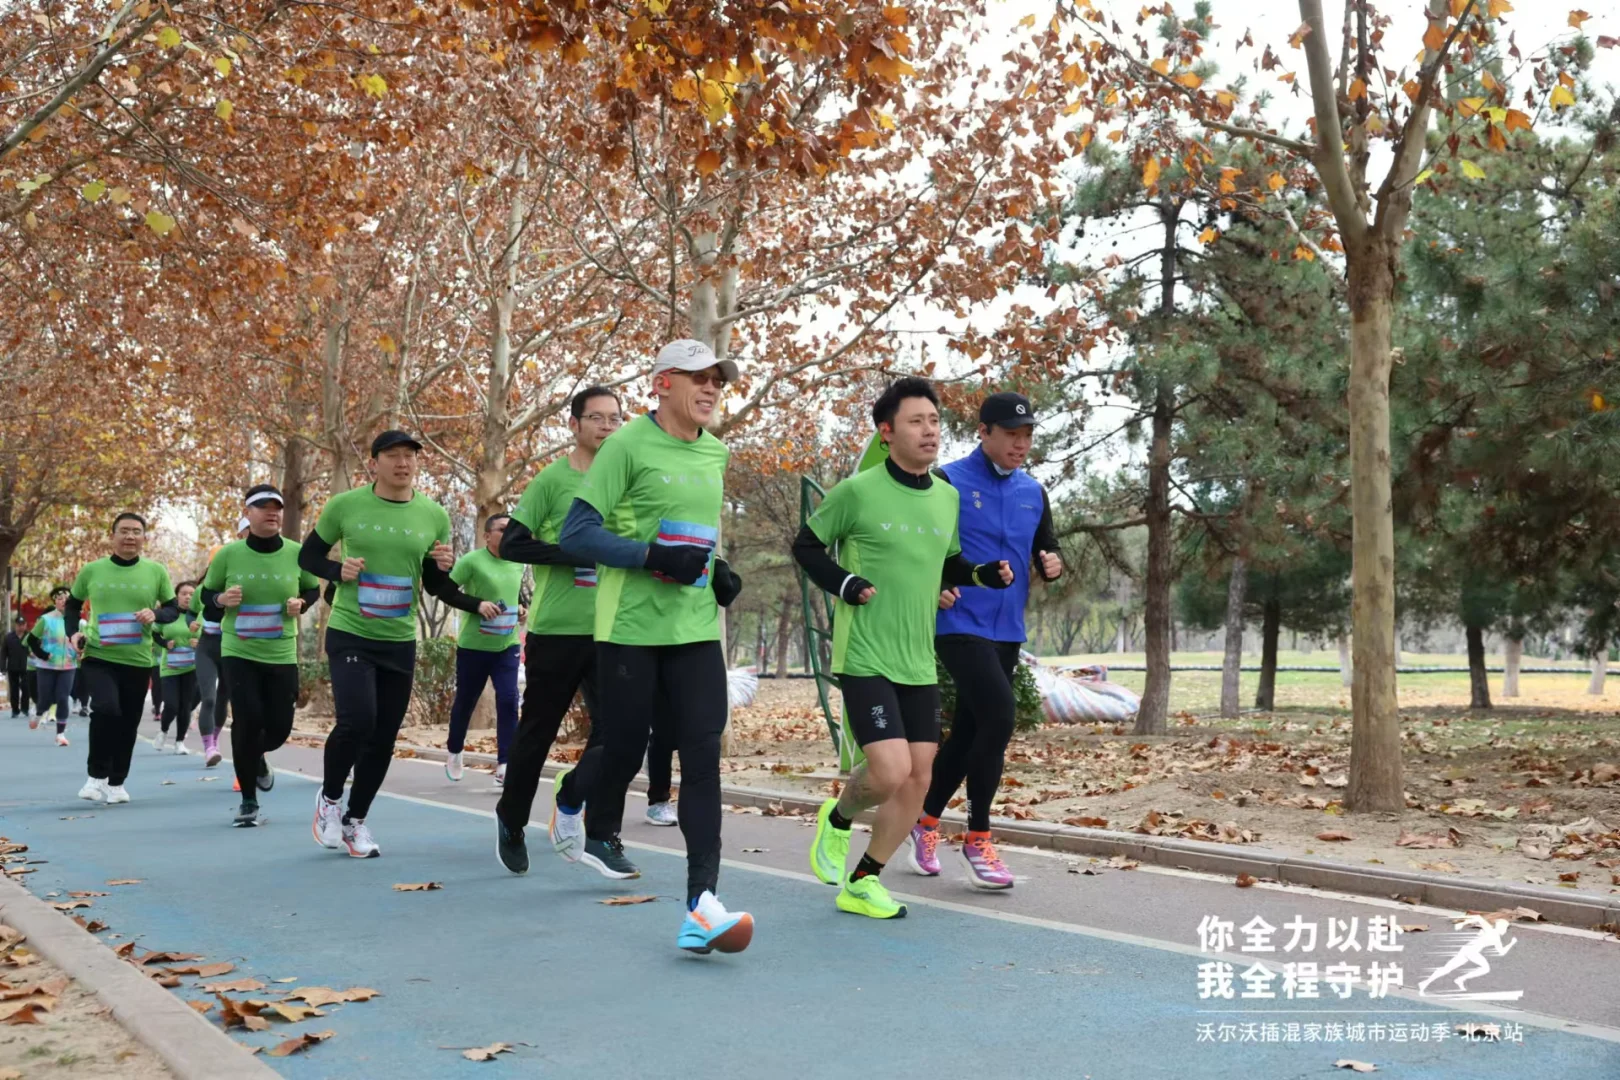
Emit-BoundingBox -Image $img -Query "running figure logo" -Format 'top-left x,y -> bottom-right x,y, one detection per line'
1416,915 -> 1523,1001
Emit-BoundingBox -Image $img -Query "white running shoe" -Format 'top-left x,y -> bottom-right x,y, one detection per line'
548,770 -> 585,862
342,819 -> 380,858
151,732 -> 168,751
445,751 -> 464,782
312,792 -> 344,850
174,741 -> 191,756
77,777 -> 108,802
105,785 -> 131,804
494,763 -> 506,786
56,733 -> 69,747
645,801 -> 679,827
28,713 -> 40,731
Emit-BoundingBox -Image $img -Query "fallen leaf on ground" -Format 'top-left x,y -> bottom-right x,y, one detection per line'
1395,828 -> 1460,849
1107,854 -> 1139,870
67,891 -> 108,898
136,951 -> 201,966
215,995 -> 271,1032
392,882 -> 442,892
266,1030 -> 335,1057
1235,873 -> 1257,888
1316,831 -> 1354,842
461,1041 -> 514,1061
1466,906 -> 1544,923
106,880 -> 142,886
51,900 -> 92,911
1558,871 -> 1580,882
189,1000 -> 213,1014
599,895 -> 658,906
167,962 -> 235,978
255,1001 -> 325,1023
1063,816 -> 1110,828
272,977 -> 298,984
0,995 -> 55,1023
285,986 -> 380,1007
1417,861 -> 1460,873
203,978 -> 265,993
1400,924 -> 1429,933
114,942 -> 135,958
0,1067 -> 22,1078
1334,1061 -> 1378,1073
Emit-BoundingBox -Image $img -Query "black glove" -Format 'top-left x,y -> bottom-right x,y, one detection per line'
712,558 -> 743,607
839,575 -> 876,605
974,562 -> 1014,590
645,543 -> 711,586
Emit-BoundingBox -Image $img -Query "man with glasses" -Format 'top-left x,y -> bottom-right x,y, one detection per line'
548,341 -> 752,955
493,386 -> 623,875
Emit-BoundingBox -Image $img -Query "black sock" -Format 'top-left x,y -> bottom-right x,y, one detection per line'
828,805 -> 853,831
850,853 -> 884,882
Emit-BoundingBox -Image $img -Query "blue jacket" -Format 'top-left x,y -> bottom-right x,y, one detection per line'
935,448 -> 1054,643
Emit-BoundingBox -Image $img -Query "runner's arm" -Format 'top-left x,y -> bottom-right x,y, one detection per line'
791,525 -> 872,604
557,499 -> 650,569
421,557 -> 486,614
297,585 -> 322,610
63,596 -> 83,637
942,553 -> 1014,590
151,599 -> 181,624
24,627 -> 49,663
497,517 -> 573,566
1033,490 -> 1061,581
297,529 -> 344,581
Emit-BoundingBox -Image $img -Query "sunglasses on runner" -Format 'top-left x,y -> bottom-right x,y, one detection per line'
673,369 -> 729,389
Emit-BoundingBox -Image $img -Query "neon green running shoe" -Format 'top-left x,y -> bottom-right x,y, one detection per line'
836,873 -> 907,919
809,798 -> 851,885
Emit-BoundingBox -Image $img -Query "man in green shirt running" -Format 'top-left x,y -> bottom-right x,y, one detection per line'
444,513 -> 525,784
548,342 -> 754,954
492,386 -> 622,876
794,378 -> 1013,919
299,432 -> 497,857
153,582 -> 202,753
64,512 -> 181,804
203,485 -> 322,826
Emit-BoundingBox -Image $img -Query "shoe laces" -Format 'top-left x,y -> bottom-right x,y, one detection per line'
968,837 -> 1006,870
918,827 -> 940,859
348,821 -> 374,844
602,836 -> 626,857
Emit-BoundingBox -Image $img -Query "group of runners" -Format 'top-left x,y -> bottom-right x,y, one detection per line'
16,338 -> 1061,954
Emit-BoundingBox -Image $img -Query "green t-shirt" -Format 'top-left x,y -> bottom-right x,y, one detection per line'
156,613 -> 201,676
808,466 -> 961,685
69,557 -> 177,669
313,485 -> 452,643
577,414 -> 727,646
201,539 -> 321,664
512,457 -> 597,637
450,547 -> 524,651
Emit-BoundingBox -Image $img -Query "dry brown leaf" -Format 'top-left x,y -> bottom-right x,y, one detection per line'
1106,854 -> 1139,869
599,895 -> 658,906
266,1030 -> 335,1057
0,1067 -> 22,1079
106,879 -> 142,886
259,1001 -> 326,1023
1235,873 -> 1257,888
0,995 -> 55,1023
136,951 -> 201,966
1558,871 -> 1581,882
1316,831 -> 1354,842
1466,906 -> 1544,923
1333,1062 -> 1378,1074
1063,816 -> 1110,828
189,1000 -> 213,1014
1395,828 -> 1458,849
67,890 -> 108,898
392,882 -> 442,892
286,986 -> 380,1007
1400,924 -> 1429,933
462,1042 -> 514,1062
203,978 -> 265,993
50,899 -> 92,911
114,942 -> 136,959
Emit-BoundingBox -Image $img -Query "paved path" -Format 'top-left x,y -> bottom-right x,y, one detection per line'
2,715 -> 1618,1078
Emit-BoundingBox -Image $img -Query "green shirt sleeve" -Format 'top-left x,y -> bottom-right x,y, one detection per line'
577,434 -> 632,519
807,480 -> 855,547
69,564 -> 92,602
155,565 -> 176,606
201,553 -> 226,592
450,553 -> 473,587
434,505 -> 452,546
299,566 -> 321,593
511,471 -> 551,535
314,494 -> 344,547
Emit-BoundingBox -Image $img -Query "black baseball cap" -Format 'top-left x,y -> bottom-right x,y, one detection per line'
50,584 -> 70,598
370,430 -> 423,457
11,614 -> 23,624
979,391 -> 1037,429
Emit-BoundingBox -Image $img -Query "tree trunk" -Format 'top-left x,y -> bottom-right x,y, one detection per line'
1589,648 -> 1607,696
280,436 -> 307,540
1337,634 -> 1352,688
1465,623 -> 1492,710
1135,387 -> 1174,735
1344,244 -> 1404,813
1255,596 -> 1281,711
775,591 -> 794,678
1219,557 -> 1248,719
1502,636 -> 1522,698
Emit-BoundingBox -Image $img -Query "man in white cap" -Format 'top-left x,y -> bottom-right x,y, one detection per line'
548,339 -> 754,955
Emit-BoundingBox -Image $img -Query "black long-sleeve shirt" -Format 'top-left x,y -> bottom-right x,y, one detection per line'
296,529 -> 486,615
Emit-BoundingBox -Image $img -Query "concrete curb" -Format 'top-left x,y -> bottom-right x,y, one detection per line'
370,735 -> 1620,931
0,874 -> 280,1080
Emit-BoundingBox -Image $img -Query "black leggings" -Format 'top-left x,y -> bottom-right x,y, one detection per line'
645,717 -> 677,805
559,641 -> 727,902
322,629 -> 415,822
159,671 -> 199,741
35,668 -> 74,733
7,669 -> 32,714
923,635 -> 1021,832
195,632 -> 229,738
149,667 -> 161,717
225,656 -> 299,798
495,634 -> 601,832
81,658 -> 153,786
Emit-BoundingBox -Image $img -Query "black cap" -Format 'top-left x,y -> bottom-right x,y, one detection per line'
979,391 -> 1036,429
50,584 -> 70,598
244,483 -> 284,508
370,430 -> 423,457
11,614 -> 23,623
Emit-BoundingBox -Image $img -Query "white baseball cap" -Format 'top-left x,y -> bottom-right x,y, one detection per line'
652,339 -> 739,383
